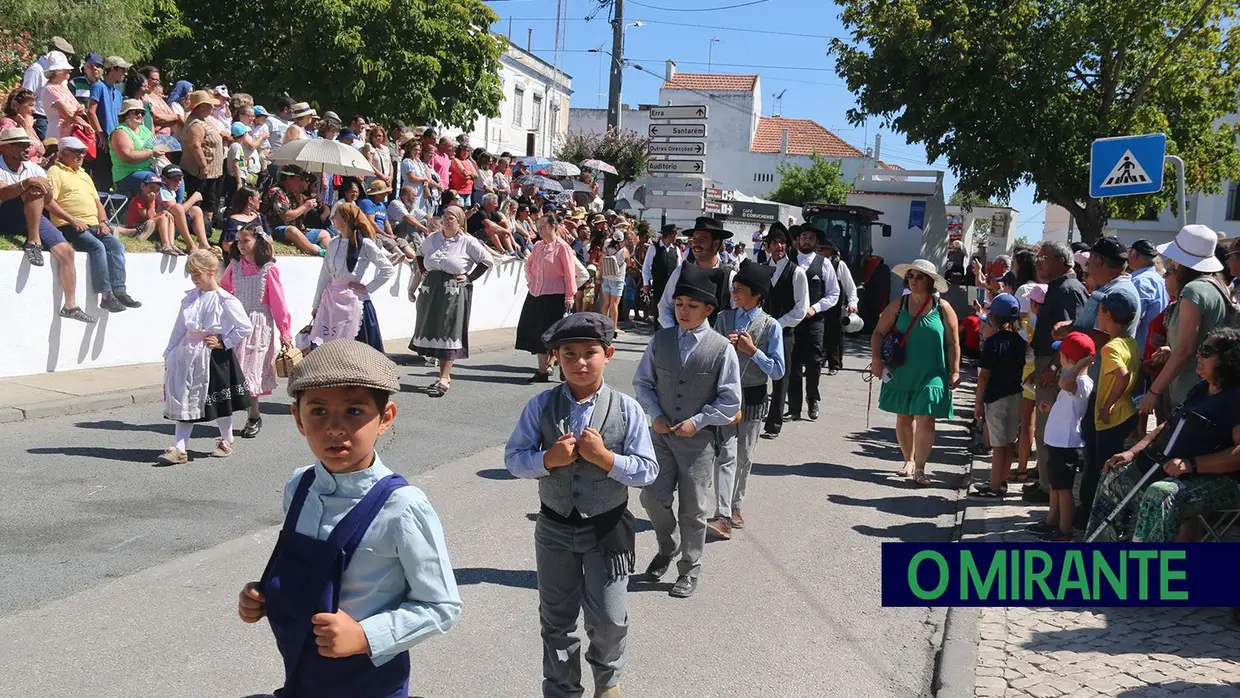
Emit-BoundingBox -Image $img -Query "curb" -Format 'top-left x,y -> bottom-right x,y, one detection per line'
1,336 -> 519,424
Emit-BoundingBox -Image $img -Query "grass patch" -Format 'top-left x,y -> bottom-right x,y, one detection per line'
3,229 -> 307,257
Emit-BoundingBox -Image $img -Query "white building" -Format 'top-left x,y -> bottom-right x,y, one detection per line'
462,42 -> 573,159
568,61 -> 890,210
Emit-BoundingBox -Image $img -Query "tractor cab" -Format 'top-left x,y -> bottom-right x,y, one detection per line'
801,203 -> 893,332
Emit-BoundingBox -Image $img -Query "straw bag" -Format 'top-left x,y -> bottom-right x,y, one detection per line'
276,346 -> 303,378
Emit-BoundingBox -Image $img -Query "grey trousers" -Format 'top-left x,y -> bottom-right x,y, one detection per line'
640,428 -> 715,579
730,419 -> 764,510
715,419 -> 764,516
1032,355 -> 1055,490
536,514 -> 629,698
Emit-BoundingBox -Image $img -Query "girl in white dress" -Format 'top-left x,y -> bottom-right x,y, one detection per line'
310,202 -> 395,352
158,250 -> 254,466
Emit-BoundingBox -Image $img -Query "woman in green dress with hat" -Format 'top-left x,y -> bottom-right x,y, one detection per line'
870,259 -> 961,485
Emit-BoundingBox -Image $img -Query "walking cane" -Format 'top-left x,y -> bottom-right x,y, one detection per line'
1084,417 -> 1188,543
864,362 -> 874,429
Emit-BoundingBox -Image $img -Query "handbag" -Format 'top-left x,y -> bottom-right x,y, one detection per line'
275,346 -> 303,378
880,295 -> 933,368
70,124 -> 97,160
572,253 -> 589,288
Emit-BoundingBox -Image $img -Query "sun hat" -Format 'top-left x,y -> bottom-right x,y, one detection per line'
287,339 -> 400,398
118,98 -> 145,117
42,51 -> 72,73
366,180 -> 392,197
891,259 -> 949,293
1052,331 -> 1095,363
0,127 -> 34,146
103,56 -> 132,71
1157,224 -> 1224,273
57,135 -> 87,151
230,122 -> 250,138
291,102 -> 316,119
186,90 -> 216,110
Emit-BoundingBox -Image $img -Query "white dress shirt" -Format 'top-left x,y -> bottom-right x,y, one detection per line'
833,256 -> 858,309
798,251 -> 840,314
313,235 -> 396,304
641,240 -> 680,287
656,256 -> 736,329
769,256 -> 809,329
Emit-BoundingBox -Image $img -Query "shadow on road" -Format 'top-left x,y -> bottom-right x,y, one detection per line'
454,567 -> 537,589
72,419 -> 175,436
477,468 -> 517,480
29,446 -> 157,464
853,520 -> 949,541
751,460 -> 900,488
827,493 -> 955,518
1024,607 -> 1240,660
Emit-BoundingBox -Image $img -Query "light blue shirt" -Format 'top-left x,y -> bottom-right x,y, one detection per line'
504,382 -> 659,485
632,321 -> 743,429
282,457 -> 462,666
726,305 -> 786,381
1130,265 -> 1169,350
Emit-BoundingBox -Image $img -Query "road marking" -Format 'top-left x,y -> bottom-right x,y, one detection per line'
109,534 -> 148,551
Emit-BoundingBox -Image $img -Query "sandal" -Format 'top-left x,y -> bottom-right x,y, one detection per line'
969,484 -> 1006,498
896,462 -> 914,478
427,381 -> 450,398
1011,470 -> 1030,483
23,243 -> 44,267
912,471 -> 932,486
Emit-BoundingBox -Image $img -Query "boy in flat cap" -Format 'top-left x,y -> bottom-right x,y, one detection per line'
238,341 -> 461,697
656,217 -> 736,329
505,312 -> 658,698
634,263 -> 742,598
708,260 -> 785,539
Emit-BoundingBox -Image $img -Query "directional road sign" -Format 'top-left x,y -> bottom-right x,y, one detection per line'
635,176 -> 706,193
649,105 -> 709,120
645,194 -> 705,211
704,201 -> 733,215
649,141 -> 707,156
1090,133 -> 1166,198
648,159 -> 704,174
706,188 -> 737,202
649,123 -> 707,138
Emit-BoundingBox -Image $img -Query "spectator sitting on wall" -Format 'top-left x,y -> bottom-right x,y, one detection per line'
468,192 -> 518,255
124,170 -> 185,256
261,165 -> 331,256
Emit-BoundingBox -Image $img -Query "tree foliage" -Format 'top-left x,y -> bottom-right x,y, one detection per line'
766,153 -> 851,208
949,190 -> 1004,210
833,0 -> 1240,242
556,128 -> 651,191
149,0 -> 504,128
0,0 -> 159,62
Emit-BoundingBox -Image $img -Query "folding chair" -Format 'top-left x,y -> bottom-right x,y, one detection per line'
1198,510 -> 1240,542
99,191 -> 130,227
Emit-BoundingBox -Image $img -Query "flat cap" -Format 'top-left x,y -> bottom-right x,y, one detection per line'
287,340 -> 400,397
542,312 -> 614,348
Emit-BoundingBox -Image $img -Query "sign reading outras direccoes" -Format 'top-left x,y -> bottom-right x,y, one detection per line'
649,141 -> 707,156
649,124 -> 707,138
648,160 -> 704,174
649,105 -> 709,120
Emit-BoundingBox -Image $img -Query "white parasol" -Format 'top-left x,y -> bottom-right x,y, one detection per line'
270,138 -> 375,178
580,158 -> 618,175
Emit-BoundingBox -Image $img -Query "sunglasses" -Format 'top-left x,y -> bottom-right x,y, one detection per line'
1199,344 -> 1223,359
906,271 -> 929,281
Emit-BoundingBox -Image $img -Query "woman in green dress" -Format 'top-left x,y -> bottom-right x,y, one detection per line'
870,259 -> 961,485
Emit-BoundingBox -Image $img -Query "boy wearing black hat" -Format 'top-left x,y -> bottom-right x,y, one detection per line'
787,224 -> 840,420
506,312 -> 658,698
238,341 -> 461,697
707,261 -> 785,538
634,263 -> 742,598
760,222 -> 811,439
642,223 -> 681,326
656,216 -> 735,329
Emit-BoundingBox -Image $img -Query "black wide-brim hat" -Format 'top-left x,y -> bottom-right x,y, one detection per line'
673,262 -> 719,307
684,216 -> 733,240
734,259 -> 773,298
764,221 -> 792,245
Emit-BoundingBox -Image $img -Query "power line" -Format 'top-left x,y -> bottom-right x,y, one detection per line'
1015,204 -> 1050,228
630,0 -> 771,11
526,49 -> 840,76
495,16 -> 841,40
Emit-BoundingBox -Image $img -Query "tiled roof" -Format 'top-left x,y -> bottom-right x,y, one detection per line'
751,117 -> 864,158
662,73 -> 758,92
880,162 -> 904,171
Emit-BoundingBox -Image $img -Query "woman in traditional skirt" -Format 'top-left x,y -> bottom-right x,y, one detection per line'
220,223 -> 292,438
410,205 -> 495,397
310,202 -> 395,352
157,250 -> 254,466
516,211 -> 578,383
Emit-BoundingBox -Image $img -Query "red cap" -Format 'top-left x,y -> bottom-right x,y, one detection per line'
1053,331 -> 1095,363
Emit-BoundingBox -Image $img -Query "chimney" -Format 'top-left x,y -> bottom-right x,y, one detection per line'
874,133 -> 882,164
527,28 -> 533,53
665,60 -> 677,84
781,129 -> 789,156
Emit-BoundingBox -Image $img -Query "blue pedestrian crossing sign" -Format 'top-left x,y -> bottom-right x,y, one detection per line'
1090,133 -> 1166,198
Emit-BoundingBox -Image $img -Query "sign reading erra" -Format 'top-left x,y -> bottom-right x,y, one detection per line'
649,105 -> 709,120
649,123 -> 706,138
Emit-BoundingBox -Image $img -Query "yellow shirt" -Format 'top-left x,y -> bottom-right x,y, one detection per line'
48,161 -> 100,227
1096,336 -> 1140,430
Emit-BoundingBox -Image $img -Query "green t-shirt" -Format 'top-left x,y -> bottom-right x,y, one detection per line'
1167,277 -> 1229,406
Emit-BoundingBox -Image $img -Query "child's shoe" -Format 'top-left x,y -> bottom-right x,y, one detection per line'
212,439 -> 235,458
156,447 -> 188,466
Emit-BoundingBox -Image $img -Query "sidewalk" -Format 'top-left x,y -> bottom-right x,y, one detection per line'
0,327 -> 517,423
945,456 -> 1240,698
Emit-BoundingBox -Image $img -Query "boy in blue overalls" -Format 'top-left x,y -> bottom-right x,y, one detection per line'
237,340 -> 461,697
506,312 -> 659,698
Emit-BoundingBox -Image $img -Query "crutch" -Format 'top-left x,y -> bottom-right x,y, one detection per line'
1084,417 -> 1188,543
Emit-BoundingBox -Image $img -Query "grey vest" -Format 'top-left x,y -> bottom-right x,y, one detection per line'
652,326 -> 730,424
537,383 -> 630,518
714,308 -> 776,388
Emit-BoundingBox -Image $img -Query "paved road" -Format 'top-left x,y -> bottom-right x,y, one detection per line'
0,334 -> 967,697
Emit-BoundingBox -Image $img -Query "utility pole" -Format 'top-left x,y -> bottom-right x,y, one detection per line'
604,0 -> 625,207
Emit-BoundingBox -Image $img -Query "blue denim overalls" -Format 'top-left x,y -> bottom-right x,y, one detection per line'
260,469 -> 411,697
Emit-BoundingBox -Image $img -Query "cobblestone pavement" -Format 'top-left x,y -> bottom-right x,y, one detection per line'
963,457 -> 1240,697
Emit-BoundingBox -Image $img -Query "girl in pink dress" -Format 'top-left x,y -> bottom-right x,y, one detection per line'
220,223 -> 292,438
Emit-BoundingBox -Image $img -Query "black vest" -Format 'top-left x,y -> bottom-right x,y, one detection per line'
803,254 -> 828,321
706,265 -> 731,325
651,241 -> 678,290
764,259 -> 796,322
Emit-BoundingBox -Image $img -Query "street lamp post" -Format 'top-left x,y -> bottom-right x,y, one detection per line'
708,38 -> 721,73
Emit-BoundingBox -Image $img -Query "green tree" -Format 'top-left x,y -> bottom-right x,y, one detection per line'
949,190 -> 1004,210
151,0 -> 504,127
0,0 -> 159,62
556,128 -> 651,202
766,153 -> 851,208
833,0 -> 1240,243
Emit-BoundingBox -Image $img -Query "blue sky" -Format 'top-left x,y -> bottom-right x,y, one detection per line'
485,0 -> 1047,238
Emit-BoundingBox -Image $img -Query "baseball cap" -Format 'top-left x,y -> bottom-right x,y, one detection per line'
138,171 -> 162,185
1052,331 -> 1096,363
337,129 -> 357,141
103,56 -> 132,71
1090,235 -> 1128,262
1100,291 -> 1138,324
85,52 -> 103,66
230,122 -> 250,138
253,105 -> 269,117
988,293 -> 1020,319
1026,283 -> 1047,305
161,164 -> 183,179
1130,239 -> 1158,260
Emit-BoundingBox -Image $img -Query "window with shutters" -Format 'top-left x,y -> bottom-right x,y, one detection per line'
513,87 -> 525,127
532,94 -> 543,130
1228,183 -> 1240,221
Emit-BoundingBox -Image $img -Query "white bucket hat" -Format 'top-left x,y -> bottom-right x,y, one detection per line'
891,258 -> 949,293
1157,224 -> 1223,273
42,51 -> 72,73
